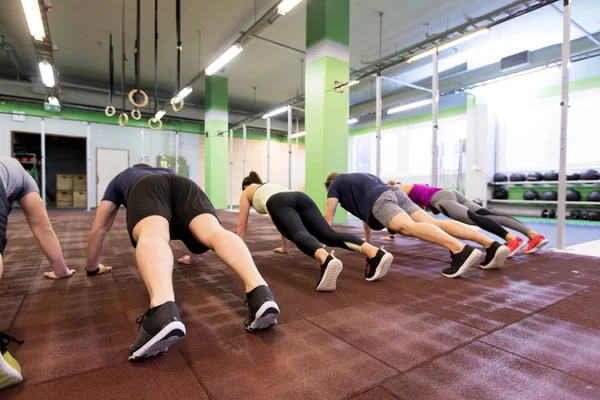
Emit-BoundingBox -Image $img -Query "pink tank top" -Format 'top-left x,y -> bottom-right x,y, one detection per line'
407,184 -> 442,213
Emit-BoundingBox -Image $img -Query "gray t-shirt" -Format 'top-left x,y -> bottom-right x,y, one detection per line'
0,156 -> 39,203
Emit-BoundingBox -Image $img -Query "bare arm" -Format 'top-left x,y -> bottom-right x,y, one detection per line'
324,198 -> 339,226
86,200 -> 118,273
362,221 -> 372,243
237,192 -> 251,240
19,192 -> 74,279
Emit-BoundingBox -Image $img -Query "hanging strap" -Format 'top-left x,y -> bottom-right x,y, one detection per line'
176,0 -> 181,93
109,33 -> 114,106
121,0 -> 126,113
134,0 -> 141,92
154,0 -> 158,113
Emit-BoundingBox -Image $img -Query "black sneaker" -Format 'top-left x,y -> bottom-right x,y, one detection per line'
442,245 -> 482,278
244,285 -> 280,332
365,248 -> 394,282
129,301 -> 186,361
480,242 -> 510,270
0,333 -> 24,389
316,252 -> 344,291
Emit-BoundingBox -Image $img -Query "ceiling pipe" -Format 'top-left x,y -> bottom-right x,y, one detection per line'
0,36 -> 29,80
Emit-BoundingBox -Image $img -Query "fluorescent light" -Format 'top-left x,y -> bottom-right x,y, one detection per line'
21,0 -> 45,41
348,118 -> 359,124
38,61 -> 55,87
290,131 -> 305,139
278,0 -> 302,15
407,28 -> 490,63
170,86 -> 193,104
155,110 -> 166,120
47,96 -> 59,106
205,44 -> 243,76
262,106 -> 288,119
387,99 -> 432,114
348,80 -> 360,87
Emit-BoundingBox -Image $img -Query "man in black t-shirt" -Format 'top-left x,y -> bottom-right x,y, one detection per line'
85,164 -> 280,361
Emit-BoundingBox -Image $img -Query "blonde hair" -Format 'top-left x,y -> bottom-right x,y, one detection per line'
387,180 -> 397,186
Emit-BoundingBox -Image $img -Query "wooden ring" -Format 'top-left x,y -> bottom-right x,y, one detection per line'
105,105 -> 116,117
171,96 -> 184,112
131,109 -> 142,120
148,118 -> 163,130
118,113 -> 129,127
128,89 -> 149,107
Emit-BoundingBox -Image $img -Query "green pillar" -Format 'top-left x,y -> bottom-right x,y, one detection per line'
205,76 -> 229,208
305,0 -> 350,222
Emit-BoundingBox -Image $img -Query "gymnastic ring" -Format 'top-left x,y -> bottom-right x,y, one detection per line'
128,89 -> 149,107
131,109 -> 142,120
148,118 -> 163,131
171,96 -> 184,112
118,112 -> 129,127
105,105 -> 116,117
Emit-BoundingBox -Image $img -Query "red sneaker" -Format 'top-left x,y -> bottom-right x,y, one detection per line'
505,237 -> 525,257
522,234 -> 549,254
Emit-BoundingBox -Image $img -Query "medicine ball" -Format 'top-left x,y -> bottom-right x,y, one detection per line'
541,190 -> 558,201
565,189 -> 581,201
587,190 -> 600,202
493,172 -> 508,182
587,211 -> 600,221
493,188 -> 508,200
567,172 -> 580,181
581,169 -> 600,181
543,170 -> 558,181
581,211 -> 591,220
526,172 -> 543,181
510,172 -> 526,182
523,189 -> 540,200
570,209 -> 581,219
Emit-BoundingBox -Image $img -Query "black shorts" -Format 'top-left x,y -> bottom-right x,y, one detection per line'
126,174 -> 218,254
0,181 -> 9,256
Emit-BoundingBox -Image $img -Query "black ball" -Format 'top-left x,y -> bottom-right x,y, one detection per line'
493,173 -> 508,182
566,189 -> 581,202
588,211 -> 600,221
581,211 -> 591,220
541,190 -> 558,201
548,209 -> 556,218
510,173 -> 526,182
543,170 -> 558,181
567,172 -> 580,181
526,172 -> 543,181
587,190 -> 600,202
581,169 -> 600,181
523,189 -> 540,201
570,209 -> 581,219
493,188 -> 509,200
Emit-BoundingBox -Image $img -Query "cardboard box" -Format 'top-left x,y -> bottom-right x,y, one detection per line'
73,191 -> 87,208
56,191 -> 73,207
73,175 -> 87,191
56,174 -> 73,191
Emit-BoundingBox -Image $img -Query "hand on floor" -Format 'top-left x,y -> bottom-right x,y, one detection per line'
44,268 -> 76,279
178,254 -> 200,265
273,247 -> 288,254
381,236 -> 395,242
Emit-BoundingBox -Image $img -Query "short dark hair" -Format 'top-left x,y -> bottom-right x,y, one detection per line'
133,163 -> 152,168
324,172 -> 339,189
242,171 -> 263,190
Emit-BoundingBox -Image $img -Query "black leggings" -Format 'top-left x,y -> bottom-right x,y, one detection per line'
266,192 -> 364,258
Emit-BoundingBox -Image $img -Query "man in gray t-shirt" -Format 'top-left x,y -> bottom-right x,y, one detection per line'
0,157 -> 74,280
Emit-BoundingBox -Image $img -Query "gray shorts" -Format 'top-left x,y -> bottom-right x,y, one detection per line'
371,188 -> 421,229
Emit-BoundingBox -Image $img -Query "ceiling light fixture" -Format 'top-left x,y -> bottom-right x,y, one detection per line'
290,131 -> 305,138
348,80 -> 360,87
348,118 -> 359,124
407,28 -> 490,63
205,44 -> 243,76
170,86 -> 193,104
21,0 -> 46,41
38,61 -> 55,87
155,110 -> 166,120
262,106 -> 289,119
47,95 -> 59,106
387,99 -> 432,114
277,0 -> 303,15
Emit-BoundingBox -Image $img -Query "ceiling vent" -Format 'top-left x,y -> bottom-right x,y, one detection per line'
500,50 -> 530,71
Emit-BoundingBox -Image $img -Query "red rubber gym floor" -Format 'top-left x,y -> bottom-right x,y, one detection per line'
1,209 -> 599,399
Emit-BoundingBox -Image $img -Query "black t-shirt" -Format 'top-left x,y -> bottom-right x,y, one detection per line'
102,167 -> 176,208
327,173 -> 390,229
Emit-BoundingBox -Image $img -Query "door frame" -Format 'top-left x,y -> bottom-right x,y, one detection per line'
95,147 -> 130,206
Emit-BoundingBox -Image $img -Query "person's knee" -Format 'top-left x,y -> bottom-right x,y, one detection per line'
136,229 -> 170,245
389,213 -> 415,236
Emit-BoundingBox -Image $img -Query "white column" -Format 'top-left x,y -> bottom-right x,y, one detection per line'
140,129 -> 145,163
375,72 -> 382,177
288,106 -> 293,189
431,48 -> 440,187
41,118 -> 46,204
229,129 -> 233,210
86,122 -> 91,211
175,131 -> 180,173
557,0 -> 571,250
266,117 -> 271,181
242,124 -> 247,178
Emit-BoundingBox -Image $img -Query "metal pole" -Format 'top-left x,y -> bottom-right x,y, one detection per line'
266,117 -> 271,181
557,0 -> 571,250
242,124 -> 247,178
86,122 -> 91,211
41,118 -> 46,204
431,48 -> 440,187
175,131 -> 180,174
288,106 -> 292,189
141,129 -> 145,163
229,129 -> 233,210
375,72 -> 382,177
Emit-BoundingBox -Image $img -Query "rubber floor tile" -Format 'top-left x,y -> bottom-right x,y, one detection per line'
0,295 -> 24,330
541,295 -> 600,329
383,341 -> 599,400
350,387 -> 399,400
309,300 -> 484,371
481,314 -> 600,385
180,319 -> 397,400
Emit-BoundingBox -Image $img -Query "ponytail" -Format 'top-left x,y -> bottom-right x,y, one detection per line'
242,171 -> 263,190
